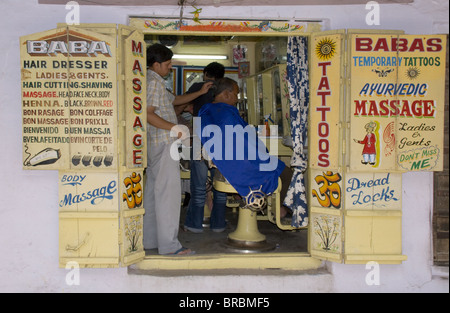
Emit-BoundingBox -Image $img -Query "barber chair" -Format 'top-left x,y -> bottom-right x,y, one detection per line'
213,171 -> 281,253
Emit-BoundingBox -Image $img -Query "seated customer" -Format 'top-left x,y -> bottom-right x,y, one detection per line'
196,77 -> 291,209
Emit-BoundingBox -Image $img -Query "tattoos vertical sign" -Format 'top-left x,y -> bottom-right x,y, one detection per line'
309,34 -> 342,170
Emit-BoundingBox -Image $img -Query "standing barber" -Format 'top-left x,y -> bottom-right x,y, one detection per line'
144,44 -> 212,255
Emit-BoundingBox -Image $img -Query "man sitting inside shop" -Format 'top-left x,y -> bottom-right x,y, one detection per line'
196,77 -> 292,217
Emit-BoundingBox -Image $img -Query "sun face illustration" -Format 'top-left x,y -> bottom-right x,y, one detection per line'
315,38 -> 337,61
406,67 -> 420,80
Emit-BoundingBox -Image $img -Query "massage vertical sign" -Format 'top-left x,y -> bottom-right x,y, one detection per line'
309,33 -> 343,170
21,27 -> 117,170
124,31 -> 146,168
350,34 -> 447,172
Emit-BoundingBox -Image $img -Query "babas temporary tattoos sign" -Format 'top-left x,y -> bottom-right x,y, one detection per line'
349,34 -> 447,172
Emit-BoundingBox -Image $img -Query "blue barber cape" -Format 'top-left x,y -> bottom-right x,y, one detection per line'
197,102 -> 285,197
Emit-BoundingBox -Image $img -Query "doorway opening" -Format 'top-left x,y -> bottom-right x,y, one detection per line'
143,34 -> 309,257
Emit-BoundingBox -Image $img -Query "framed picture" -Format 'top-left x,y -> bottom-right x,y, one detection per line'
233,45 -> 247,66
238,61 -> 250,78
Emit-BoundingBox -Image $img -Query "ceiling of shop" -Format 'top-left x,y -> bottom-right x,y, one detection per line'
39,0 -> 413,6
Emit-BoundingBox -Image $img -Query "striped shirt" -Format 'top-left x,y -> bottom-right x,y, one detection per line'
147,69 -> 177,145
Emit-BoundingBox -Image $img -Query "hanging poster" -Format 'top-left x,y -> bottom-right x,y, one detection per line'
21,27 -> 118,170
349,34 -> 447,172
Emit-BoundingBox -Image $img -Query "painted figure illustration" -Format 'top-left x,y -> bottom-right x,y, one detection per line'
354,121 -> 379,166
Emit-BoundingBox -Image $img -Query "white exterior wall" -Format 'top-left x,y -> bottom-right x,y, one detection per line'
0,0 -> 448,293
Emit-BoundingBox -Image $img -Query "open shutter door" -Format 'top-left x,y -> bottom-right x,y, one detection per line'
308,29 -> 415,264
54,24 -> 147,268
342,30 -> 446,264
38,24 -> 123,268
308,30 -> 346,262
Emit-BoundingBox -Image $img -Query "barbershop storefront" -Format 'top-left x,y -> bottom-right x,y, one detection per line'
2,0 -> 448,293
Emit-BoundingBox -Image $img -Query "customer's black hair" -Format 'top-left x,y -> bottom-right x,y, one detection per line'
146,43 -> 173,67
204,62 -> 225,80
214,77 -> 238,96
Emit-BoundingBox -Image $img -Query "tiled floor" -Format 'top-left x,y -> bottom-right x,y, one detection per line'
145,203 -> 308,256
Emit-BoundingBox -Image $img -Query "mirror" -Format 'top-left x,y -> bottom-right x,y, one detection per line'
145,34 -> 289,133
273,67 -> 283,136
